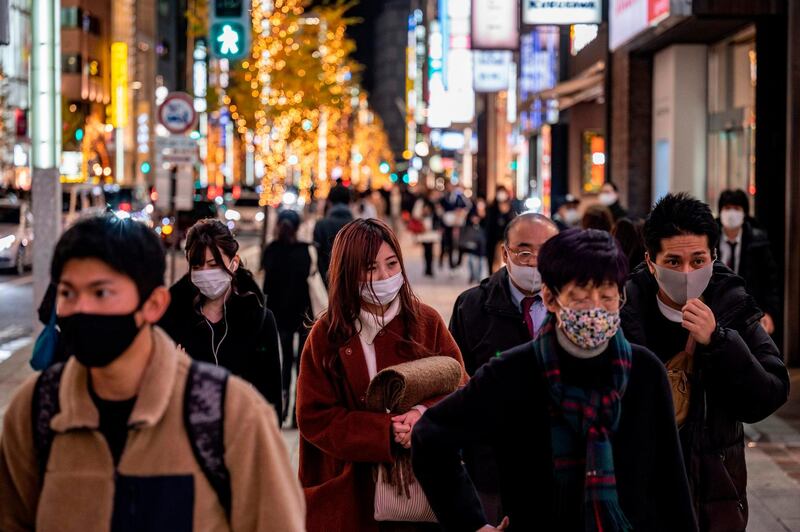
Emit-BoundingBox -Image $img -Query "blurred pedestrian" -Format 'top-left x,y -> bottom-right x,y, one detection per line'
598,182 -> 628,222
612,217 -> 646,272
439,182 -> 470,272
552,194 -> 581,231
449,213 -> 559,522
621,193 -> 789,531
411,189 -> 441,277
582,203 -> 615,232
486,187 -> 516,274
717,189 -> 780,335
314,185 -> 353,285
459,210 -> 487,284
262,209 -> 312,426
296,218 -> 467,532
1,215 -> 304,530
389,184 -> 403,231
160,219 -> 283,416
414,229 -> 697,531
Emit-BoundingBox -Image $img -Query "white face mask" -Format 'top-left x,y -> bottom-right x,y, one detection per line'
505,253 -> 542,294
361,271 -> 404,306
496,191 -> 509,203
720,209 -> 745,230
191,268 -> 233,300
563,208 -> 581,226
598,192 -> 617,207
651,261 -> 714,306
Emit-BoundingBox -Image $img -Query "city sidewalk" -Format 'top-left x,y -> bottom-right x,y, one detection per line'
1,232 -> 799,530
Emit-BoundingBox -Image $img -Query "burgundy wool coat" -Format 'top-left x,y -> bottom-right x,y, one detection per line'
296,302 -> 468,532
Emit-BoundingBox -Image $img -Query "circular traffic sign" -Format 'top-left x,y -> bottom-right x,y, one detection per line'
158,92 -> 197,135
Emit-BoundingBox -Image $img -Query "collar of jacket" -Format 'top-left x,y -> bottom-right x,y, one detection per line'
623,261 -> 763,336
51,327 -> 180,433
482,267 -> 522,318
338,313 -> 405,399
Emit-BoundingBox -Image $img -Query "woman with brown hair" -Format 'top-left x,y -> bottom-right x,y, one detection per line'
296,218 -> 467,532
159,219 -> 282,415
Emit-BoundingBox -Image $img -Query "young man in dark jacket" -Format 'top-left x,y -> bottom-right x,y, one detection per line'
415,229 -> 697,532
621,192 -> 789,532
313,184 -> 353,285
716,189 -> 781,335
448,213 -> 559,523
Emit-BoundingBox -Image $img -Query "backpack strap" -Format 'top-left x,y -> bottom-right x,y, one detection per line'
184,361 -> 232,518
31,362 -> 67,477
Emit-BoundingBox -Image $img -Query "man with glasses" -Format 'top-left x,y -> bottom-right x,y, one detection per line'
415,229 -> 696,531
620,193 -> 788,532
448,213 -> 559,523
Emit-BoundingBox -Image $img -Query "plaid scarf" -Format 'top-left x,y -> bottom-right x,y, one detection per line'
534,315 -> 633,532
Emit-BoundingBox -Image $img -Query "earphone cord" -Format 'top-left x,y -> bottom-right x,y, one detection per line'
204,299 -> 229,366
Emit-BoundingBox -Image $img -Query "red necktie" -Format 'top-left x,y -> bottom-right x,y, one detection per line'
522,296 -> 537,338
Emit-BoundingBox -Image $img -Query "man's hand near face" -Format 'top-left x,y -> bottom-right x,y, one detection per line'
682,298 -> 717,345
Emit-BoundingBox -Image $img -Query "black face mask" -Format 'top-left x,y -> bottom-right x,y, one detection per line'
57,312 -> 143,368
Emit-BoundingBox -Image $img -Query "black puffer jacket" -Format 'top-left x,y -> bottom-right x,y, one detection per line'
159,270 -> 282,416
449,267 -> 531,493
621,263 -> 789,532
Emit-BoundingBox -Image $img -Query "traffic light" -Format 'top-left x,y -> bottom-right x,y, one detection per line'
210,0 -> 251,61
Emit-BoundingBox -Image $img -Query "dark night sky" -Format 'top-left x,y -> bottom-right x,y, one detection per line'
311,0 -> 383,93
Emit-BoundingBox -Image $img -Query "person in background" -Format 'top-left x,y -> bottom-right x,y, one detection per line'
486,187 -> 516,274
552,194 -> 581,231
439,182 -> 470,273
355,190 -> 379,220
1,215 -> 305,531
612,217 -> 646,273
598,182 -> 628,222
372,189 -> 388,221
411,189 -> 441,278
262,209 -> 312,426
389,184 -> 403,232
415,229 -> 697,532
459,206 -> 488,285
296,218 -> 467,532
621,193 -> 789,531
717,189 -> 780,335
160,219 -> 283,415
449,213 -> 559,524
581,203 -> 615,233
314,185 -> 353,285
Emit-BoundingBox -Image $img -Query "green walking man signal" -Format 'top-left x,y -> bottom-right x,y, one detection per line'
210,0 -> 251,61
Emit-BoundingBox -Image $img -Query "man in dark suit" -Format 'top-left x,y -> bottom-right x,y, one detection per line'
717,189 -> 780,335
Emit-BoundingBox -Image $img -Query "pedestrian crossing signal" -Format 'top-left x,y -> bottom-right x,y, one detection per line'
211,22 -> 245,58
209,0 -> 251,61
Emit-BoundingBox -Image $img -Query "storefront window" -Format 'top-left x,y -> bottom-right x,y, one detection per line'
581,130 -> 605,193
707,26 -> 756,212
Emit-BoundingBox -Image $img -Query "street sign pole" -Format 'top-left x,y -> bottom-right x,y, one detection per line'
169,166 -> 178,285
31,0 -> 62,331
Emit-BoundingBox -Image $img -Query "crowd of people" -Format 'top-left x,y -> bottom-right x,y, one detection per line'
0,181 -> 790,532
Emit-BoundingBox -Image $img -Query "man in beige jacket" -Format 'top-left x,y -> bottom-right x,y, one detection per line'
0,214 -> 305,531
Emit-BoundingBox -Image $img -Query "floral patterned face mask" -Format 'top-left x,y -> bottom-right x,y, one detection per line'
556,305 -> 621,351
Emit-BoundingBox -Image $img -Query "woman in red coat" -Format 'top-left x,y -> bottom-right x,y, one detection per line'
297,218 -> 468,532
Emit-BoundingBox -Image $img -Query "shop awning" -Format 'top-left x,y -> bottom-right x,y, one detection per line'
521,61 -> 605,112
